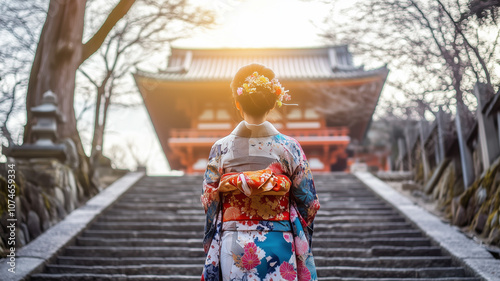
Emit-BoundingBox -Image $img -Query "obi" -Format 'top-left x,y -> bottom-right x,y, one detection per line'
218,168 -> 291,222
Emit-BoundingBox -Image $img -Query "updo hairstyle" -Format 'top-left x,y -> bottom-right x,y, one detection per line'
230,63 -> 277,117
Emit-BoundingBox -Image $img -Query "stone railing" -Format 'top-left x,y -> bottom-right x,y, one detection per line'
0,91 -> 127,258
389,82 -> 500,248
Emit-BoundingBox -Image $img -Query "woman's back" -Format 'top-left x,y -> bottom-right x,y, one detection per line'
213,121 -> 299,175
201,63 -> 319,281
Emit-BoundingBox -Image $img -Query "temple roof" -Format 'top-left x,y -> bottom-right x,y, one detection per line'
136,46 -> 387,82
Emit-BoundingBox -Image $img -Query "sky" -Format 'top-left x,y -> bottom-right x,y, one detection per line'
100,0 -> 340,175
0,0 -> 367,175
175,0 -> 331,48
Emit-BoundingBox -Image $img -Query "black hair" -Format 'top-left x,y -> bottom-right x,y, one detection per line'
230,63 -> 277,117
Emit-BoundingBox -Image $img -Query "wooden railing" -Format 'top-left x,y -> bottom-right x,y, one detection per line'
169,127 -> 350,139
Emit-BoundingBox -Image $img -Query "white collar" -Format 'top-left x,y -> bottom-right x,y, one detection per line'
230,121 -> 280,138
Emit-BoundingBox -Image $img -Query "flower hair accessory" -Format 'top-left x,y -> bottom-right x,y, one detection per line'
237,71 -> 291,107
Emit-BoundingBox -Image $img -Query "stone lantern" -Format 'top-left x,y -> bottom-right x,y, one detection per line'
30,91 -> 65,146
3,91 -> 67,160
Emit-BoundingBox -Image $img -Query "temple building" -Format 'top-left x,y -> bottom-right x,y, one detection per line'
134,46 -> 389,174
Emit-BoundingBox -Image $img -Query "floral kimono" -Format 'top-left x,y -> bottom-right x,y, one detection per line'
201,121 -> 320,281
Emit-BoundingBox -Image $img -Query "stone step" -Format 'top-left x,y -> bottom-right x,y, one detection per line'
318,276 -> 482,281
76,237 -> 203,247
320,201 -> 389,206
75,237 -> 430,248
314,222 -> 412,232
313,229 -> 423,239
314,216 -> 406,223
31,174 -> 481,281
370,246 -> 442,257
318,195 -> 379,200
89,222 -> 204,231
44,264 -> 202,275
121,192 -> 199,197
81,230 -> 204,239
95,214 -> 405,224
316,210 -> 398,216
312,238 -> 431,248
82,229 -> 424,240
313,256 -> 452,267
30,273 -> 199,281
126,188 -> 199,193
56,256 -> 205,266
313,246 -> 442,258
103,209 -> 204,216
110,203 -> 201,210
43,264 -> 468,278
89,221 -> 411,232
63,246 -> 205,257
62,245 -> 442,259
98,212 -> 410,221
121,191 -> 199,196
316,266 -> 466,278
313,205 -> 393,211
316,189 -> 377,193
97,215 -> 205,223
117,199 -> 201,204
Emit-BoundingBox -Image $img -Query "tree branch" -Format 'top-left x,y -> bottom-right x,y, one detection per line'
436,0 -> 493,87
80,0 -> 136,64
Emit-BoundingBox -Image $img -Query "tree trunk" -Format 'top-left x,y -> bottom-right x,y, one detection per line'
90,85 -> 105,165
23,0 -> 136,196
24,0 -> 99,196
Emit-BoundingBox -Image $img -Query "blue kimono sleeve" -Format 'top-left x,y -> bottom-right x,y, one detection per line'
201,142 -> 222,253
289,140 -> 320,245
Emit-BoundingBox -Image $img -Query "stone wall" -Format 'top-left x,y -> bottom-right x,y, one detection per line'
0,158 -> 126,258
391,157 -> 500,249
389,84 -> 500,251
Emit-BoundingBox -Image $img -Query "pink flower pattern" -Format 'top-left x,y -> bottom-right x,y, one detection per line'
244,242 -> 258,255
283,232 -> 293,243
280,262 -> 297,281
295,237 -> 309,256
297,260 -> 311,281
242,252 -> 260,270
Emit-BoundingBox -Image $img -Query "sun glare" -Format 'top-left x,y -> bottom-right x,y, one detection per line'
177,0 -> 329,48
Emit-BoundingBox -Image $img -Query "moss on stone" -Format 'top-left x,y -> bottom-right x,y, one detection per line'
460,178 -> 480,207
0,176 -> 7,217
416,161 -> 424,183
41,192 -> 51,210
0,175 -> 20,217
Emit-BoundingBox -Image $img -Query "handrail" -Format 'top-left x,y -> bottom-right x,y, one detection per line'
169,127 -> 349,139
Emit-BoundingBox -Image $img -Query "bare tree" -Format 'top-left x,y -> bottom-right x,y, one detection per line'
126,139 -> 154,169
320,0 -> 499,121
77,0 -> 214,170
21,0 -> 139,196
0,0 -> 47,147
21,0 -> 213,196
107,143 -> 128,169
469,0 -> 500,23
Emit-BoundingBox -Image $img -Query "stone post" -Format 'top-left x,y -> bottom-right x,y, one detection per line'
455,105 -> 475,188
434,141 -> 440,165
397,137 -> 406,171
419,120 -> 430,182
436,106 -> 446,163
474,83 -> 499,170
404,126 -> 414,171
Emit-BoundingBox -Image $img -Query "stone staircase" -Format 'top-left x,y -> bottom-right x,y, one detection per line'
30,173 -> 481,280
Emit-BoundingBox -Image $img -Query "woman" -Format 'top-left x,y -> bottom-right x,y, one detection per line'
201,63 -> 320,281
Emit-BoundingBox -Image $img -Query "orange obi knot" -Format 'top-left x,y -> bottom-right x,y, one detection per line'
219,169 -> 291,222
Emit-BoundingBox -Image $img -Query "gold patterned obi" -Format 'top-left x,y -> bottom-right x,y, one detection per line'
219,168 -> 291,222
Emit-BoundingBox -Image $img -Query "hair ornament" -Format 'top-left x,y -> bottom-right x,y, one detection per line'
237,71 -> 291,107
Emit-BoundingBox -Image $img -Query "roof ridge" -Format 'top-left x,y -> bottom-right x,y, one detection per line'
169,45 -> 349,52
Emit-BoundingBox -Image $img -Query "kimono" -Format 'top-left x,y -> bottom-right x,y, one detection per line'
201,121 -> 320,281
